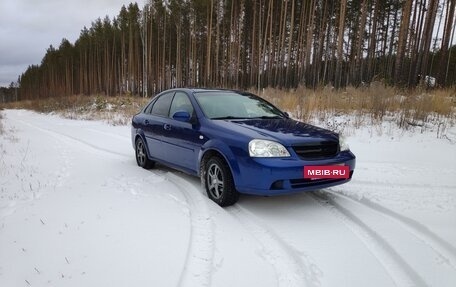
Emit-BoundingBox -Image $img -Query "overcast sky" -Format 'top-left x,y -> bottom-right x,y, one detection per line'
0,0 -> 136,87
1,1 -> 453,88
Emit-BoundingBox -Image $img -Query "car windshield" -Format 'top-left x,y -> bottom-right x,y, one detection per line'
194,91 -> 285,120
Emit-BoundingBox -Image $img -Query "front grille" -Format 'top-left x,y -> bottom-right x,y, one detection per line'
292,141 -> 339,160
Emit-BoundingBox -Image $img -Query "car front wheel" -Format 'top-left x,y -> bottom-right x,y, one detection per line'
204,157 -> 239,206
135,137 -> 155,169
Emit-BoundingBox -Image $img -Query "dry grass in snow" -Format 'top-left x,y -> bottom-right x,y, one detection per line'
254,84 -> 456,136
1,95 -> 148,126
1,85 -> 455,136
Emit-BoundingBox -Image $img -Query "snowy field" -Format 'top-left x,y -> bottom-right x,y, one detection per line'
0,109 -> 455,287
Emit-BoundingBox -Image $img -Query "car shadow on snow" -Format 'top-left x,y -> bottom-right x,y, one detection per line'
237,192 -> 319,214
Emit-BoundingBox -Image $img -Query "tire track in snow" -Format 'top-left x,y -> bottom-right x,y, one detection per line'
311,192 -> 428,287
18,113 -> 215,286
325,190 -> 456,270
18,116 -> 73,186
86,128 -> 131,143
166,173 -> 215,287
14,118 -> 130,159
352,179 -> 456,190
0,117 -> 71,220
51,136 -> 71,190
227,205 -> 320,287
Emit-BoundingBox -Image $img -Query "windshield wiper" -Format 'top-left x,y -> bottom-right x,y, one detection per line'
212,115 -> 284,120
251,115 -> 284,119
211,116 -> 248,120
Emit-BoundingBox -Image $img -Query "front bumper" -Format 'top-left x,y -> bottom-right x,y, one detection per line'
234,151 -> 356,196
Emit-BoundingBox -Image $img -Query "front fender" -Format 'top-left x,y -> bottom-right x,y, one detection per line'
198,139 -> 243,187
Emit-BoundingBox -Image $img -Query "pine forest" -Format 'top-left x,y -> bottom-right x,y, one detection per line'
18,0 -> 456,100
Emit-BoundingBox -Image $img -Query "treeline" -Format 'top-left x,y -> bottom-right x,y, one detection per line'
19,0 -> 456,100
0,85 -> 18,103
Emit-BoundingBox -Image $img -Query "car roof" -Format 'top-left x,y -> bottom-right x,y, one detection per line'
162,87 -> 247,94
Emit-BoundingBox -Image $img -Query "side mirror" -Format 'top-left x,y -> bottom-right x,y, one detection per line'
283,112 -> 290,118
172,110 -> 191,122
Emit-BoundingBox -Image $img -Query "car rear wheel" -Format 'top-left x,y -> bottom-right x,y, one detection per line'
204,157 -> 239,206
135,137 -> 155,169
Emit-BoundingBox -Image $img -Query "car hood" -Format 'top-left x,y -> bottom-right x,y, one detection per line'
213,118 -> 338,145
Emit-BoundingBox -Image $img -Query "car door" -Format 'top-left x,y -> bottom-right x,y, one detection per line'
162,91 -> 203,173
143,91 -> 175,160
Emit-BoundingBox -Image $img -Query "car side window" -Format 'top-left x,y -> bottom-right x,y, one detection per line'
151,92 -> 174,117
144,101 -> 154,114
169,92 -> 194,117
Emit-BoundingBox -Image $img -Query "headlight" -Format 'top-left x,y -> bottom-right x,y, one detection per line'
249,139 -> 290,157
339,135 -> 350,151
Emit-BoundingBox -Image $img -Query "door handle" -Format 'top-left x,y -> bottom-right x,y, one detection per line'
163,124 -> 171,130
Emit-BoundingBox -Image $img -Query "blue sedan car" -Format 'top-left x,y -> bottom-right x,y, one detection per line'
131,88 -> 355,206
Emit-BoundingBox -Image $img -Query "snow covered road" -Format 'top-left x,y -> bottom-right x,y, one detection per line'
1,109 -> 455,287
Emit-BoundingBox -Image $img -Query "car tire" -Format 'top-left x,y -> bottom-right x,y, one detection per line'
135,137 -> 155,169
204,156 -> 239,206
